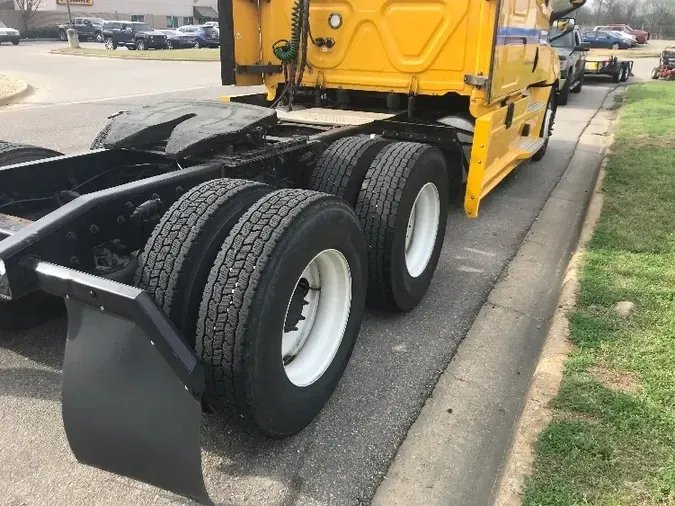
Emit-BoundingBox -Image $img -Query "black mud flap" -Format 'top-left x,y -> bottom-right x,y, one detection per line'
32,261 -> 212,505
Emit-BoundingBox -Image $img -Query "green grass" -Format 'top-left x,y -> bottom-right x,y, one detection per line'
49,47 -> 219,61
522,82 -> 675,506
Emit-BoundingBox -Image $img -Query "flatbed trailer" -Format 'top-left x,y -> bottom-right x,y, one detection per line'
0,0 -> 586,503
584,55 -> 633,83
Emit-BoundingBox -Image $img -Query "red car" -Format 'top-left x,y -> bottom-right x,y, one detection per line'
597,24 -> 649,44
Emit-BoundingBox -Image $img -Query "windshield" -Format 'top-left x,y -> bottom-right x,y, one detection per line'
549,29 -> 574,48
135,23 -> 152,32
203,27 -> 218,35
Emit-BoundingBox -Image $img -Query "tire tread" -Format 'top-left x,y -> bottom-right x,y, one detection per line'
197,189 -> 334,423
308,135 -> 387,206
135,178 -> 271,339
355,142 -> 431,309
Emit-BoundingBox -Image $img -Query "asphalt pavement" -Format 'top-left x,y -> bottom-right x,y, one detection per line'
0,41 -> 658,506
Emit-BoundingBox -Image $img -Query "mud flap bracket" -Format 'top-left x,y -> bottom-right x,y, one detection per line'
31,260 -> 212,505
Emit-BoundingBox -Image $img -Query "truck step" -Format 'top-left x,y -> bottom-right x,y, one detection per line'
512,136 -> 545,154
526,100 -> 547,114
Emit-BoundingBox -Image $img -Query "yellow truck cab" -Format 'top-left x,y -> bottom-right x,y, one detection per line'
224,0 -> 585,217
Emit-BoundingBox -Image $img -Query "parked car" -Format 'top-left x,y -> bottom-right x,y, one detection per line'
597,24 -> 649,44
176,25 -> 219,48
609,30 -> 637,47
0,20 -> 20,45
550,26 -> 589,105
203,21 -> 219,29
103,21 -> 168,51
58,17 -> 105,43
583,30 -> 631,50
158,29 -> 197,49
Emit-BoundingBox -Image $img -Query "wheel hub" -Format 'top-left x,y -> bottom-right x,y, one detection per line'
404,183 -> 441,278
281,249 -> 352,387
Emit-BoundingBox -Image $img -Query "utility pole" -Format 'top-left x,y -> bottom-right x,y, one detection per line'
65,0 -> 73,28
64,0 -> 79,48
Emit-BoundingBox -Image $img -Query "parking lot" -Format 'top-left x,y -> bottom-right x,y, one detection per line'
0,41 -> 660,506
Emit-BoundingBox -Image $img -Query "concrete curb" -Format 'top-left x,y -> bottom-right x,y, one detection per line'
371,87 -> 624,506
0,78 -> 31,106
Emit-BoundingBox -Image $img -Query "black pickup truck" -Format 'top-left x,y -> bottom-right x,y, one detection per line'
550,26 -> 590,105
57,17 -> 105,43
102,21 -> 167,51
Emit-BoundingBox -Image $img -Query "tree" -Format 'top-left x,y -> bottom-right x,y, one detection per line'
14,0 -> 43,31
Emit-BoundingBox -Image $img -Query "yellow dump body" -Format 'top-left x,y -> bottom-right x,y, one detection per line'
232,0 -> 560,109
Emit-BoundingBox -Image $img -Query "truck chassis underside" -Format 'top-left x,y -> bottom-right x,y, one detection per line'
0,99 -> 472,504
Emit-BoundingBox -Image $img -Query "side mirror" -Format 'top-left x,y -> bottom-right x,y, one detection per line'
555,18 -> 576,32
549,17 -> 576,42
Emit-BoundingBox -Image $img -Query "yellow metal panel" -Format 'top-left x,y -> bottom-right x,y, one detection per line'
260,0 -> 481,97
233,0 -> 263,86
487,0 -> 558,102
464,89 -> 551,217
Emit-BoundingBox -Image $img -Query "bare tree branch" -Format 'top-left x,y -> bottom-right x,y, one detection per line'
14,0 -> 43,30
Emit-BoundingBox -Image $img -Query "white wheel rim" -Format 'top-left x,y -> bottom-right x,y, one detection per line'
405,182 -> 441,278
282,249 -> 352,387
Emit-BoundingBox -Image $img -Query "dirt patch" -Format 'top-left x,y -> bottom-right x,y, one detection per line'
0,74 -> 26,103
493,164 -> 608,506
556,411 -> 601,424
589,365 -> 639,394
629,135 -> 675,148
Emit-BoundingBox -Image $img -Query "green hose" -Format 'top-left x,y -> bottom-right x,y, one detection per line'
273,0 -> 304,63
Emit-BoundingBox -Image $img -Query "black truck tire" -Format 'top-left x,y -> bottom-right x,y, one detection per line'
196,189 -> 367,437
571,74 -> 583,94
557,77 -> 570,106
355,142 -> 449,312
90,122 -> 113,150
0,141 -> 65,330
135,178 -> 273,346
652,67 -> 661,80
136,39 -> 147,50
308,135 -> 388,207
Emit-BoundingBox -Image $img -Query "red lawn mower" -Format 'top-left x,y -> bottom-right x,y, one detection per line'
652,47 -> 675,80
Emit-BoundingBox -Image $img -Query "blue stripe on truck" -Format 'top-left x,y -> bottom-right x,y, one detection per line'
496,27 -> 548,46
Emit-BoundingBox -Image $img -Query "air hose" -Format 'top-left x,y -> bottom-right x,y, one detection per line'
271,0 -> 312,110
272,0 -> 304,63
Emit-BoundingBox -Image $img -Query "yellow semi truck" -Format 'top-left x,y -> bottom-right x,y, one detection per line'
0,0 -> 584,503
